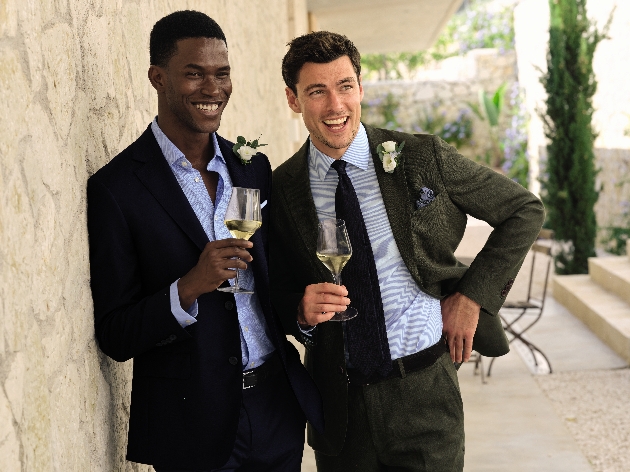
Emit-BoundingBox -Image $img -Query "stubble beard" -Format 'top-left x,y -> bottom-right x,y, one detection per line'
311,122 -> 359,151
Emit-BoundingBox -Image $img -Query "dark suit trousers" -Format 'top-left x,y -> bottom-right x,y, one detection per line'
315,353 -> 465,472
154,366 -> 306,472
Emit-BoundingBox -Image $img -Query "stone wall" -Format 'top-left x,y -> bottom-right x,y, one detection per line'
361,49 -> 517,164
0,1 -> 305,471
595,148 -> 630,231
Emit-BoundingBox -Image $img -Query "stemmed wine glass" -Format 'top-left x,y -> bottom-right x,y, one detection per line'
316,218 -> 358,321
218,187 -> 262,294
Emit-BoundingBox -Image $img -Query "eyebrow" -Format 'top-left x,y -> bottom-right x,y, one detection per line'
183,64 -> 231,72
303,76 -> 356,93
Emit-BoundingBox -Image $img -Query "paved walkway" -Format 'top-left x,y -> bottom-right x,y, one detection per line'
299,218 -> 629,471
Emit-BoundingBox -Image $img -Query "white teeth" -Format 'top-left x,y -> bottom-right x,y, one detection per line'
196,103 -> 219,111
324,117 -> 347,125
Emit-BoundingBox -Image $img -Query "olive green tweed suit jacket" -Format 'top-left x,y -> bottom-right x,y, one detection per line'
269,124 -> 545,454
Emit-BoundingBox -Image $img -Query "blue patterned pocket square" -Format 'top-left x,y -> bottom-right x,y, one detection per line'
415,187 -> 436,209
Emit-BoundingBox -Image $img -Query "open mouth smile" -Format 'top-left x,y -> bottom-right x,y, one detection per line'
194,102 -> 221,114
323,116 -> 349,130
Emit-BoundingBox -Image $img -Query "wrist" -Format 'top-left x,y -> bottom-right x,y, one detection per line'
297,309 -> 314,329
177,276 -> 199,311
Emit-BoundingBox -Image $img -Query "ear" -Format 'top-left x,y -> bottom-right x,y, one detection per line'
285,87 -> 302,114
358,74 -> 364,102
148,65 -> 167,92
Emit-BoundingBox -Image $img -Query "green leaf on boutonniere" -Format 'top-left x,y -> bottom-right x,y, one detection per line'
237,136 -> 247,145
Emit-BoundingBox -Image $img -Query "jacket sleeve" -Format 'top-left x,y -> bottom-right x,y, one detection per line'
432,136 -> 545,315
87,177 -> 192,362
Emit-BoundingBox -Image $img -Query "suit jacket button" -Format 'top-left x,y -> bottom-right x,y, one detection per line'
225,301 -> 234,310
229,356 -> 238,365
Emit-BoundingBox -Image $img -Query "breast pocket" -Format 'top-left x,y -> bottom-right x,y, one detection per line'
410,192 -> 463,264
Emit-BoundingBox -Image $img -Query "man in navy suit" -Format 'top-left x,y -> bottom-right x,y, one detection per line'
87,10 -> 323,471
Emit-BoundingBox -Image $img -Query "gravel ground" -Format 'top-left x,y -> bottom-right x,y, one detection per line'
536,369 -> 630,472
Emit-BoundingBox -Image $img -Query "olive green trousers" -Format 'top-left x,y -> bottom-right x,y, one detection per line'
315,352 -> 465,472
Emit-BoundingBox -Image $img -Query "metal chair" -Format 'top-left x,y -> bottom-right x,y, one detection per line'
487,229 -> 554,377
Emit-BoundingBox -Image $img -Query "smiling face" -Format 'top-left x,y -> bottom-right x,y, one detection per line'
286,56 -> 364,159
149,37 -> 231,142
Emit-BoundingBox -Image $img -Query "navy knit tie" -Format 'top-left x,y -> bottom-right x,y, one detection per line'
331,160 -> 392,378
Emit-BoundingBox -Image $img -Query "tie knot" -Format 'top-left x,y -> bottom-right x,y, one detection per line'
331,159 -> 347,176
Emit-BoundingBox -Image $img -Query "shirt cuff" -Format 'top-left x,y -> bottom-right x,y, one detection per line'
170,279 -> 198,328
297,321 -> 316,336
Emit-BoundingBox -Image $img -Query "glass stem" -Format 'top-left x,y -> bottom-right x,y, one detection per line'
333,273 -> 341,286
234,259 -> 241,290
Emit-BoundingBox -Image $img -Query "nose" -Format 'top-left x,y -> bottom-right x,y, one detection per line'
326,90 -> 344,112
200,76 -> 220,97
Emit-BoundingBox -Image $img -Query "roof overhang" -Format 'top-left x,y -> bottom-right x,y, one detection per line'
307,0 -> 464,53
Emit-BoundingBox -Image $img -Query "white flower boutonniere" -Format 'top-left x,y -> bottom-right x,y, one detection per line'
376,140 -> 405,173
233,135 -> 267,165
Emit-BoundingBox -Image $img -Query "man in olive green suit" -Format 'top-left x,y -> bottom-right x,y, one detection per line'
270,32 -> 545,472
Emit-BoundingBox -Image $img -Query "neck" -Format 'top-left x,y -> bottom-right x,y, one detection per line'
157,115 -> 215,169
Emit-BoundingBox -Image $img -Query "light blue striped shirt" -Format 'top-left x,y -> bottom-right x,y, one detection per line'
151,118 -> 275,370
309,124 -> 442,359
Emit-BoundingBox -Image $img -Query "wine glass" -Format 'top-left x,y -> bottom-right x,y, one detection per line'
218,187 -> 262,294
316,219 -> 358,321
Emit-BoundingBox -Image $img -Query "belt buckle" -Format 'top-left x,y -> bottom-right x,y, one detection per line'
243,371 -> 256,390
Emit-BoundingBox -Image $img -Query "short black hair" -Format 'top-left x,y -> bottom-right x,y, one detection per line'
282,31 -> 361,94
150,10 -> 227,67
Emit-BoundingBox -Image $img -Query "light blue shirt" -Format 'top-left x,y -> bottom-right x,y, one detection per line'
151,118 -> 275,370
308,124 -> 443,359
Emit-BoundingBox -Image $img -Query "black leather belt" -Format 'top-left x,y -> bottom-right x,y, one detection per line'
242,351 -> 281,389
347,336 -> 449,386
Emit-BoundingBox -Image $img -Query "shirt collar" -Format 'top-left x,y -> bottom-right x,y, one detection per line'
151,117 -> 224,169
309,123 -> 370,181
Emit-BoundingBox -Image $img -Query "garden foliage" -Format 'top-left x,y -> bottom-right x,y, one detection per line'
540,0 -> 611,274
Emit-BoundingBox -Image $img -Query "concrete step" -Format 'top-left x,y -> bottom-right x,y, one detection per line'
553,274 -> 630,364
589,256 -> 630,305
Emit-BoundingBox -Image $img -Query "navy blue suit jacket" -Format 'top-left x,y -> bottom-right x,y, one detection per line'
87,125 -> 323,469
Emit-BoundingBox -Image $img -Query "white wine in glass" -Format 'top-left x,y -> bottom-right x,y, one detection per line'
218,187 -> 262,294
316,219 -> 357,321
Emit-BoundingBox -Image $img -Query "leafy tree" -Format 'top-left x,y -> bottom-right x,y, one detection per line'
540,0 -> 612,274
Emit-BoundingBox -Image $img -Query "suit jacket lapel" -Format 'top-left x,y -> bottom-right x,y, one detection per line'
133,127 -> 209,252
364,125 -> 416,273
280,140 -> 330,281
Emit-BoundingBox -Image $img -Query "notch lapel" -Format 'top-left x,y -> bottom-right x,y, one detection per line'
280,141 -> 330,281
133,128 -> 209,252
365,125 -> 416,273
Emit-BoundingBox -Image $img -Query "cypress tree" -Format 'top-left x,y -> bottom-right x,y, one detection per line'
540,0 -> 611,274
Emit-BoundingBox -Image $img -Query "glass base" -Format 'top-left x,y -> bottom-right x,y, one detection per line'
217,286 -> 254,294
328,307 -> 357,322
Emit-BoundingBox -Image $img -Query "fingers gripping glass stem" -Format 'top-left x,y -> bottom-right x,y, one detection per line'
218,187 -> 261,294
316,219 -> 357,321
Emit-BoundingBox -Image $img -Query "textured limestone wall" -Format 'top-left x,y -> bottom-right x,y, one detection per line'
361,49 -> 517,163
0,1 -> 303,471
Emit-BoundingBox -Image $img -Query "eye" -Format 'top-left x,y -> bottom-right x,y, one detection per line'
309,89 -> 324,96
187,72 -> 202,78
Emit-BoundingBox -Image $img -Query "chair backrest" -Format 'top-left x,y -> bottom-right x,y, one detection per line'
524,229 -> 555,306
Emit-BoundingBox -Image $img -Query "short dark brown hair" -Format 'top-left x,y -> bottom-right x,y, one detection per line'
282,31 -> 361,94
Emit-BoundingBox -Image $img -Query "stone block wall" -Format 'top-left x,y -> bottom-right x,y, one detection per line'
361,49 -> 518,163
0,1 -> 303,471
